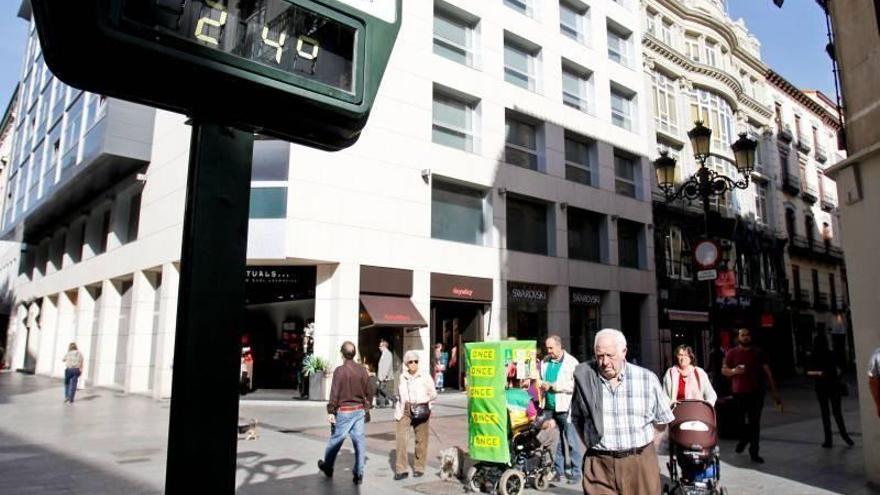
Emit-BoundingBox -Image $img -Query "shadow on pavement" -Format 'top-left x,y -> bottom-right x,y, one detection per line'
0,429 -> 161,494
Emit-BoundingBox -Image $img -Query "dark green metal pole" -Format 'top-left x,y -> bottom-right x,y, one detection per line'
165,121 -> 253,494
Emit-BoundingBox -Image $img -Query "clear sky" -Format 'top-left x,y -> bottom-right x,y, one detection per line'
728,0 -> 837,98
0,5 -> 28,113
0,1 -> 838,115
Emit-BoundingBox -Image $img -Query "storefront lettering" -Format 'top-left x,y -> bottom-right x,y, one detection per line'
473,435 -> 501,448
715,296 -> 752,308
471,412 -> 500,425
571,292 -> 601,305
470,348 -> 496,361
468,386 -> 495,399
510,288 -> 547,302
382,313 -> 411,321
452,287 -> 474,297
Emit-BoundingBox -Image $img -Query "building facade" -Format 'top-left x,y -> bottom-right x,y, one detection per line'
4,0 -> 661,399
822,0 -> 880,485
642,0 -> 790,374
765,70 -> 849,372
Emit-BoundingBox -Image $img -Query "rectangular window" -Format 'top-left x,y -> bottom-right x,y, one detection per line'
568,207 -> 602,262
617,219 -> 642,269
504,0 -> 533,17
651,71 -> 677,134
562,66 -> 591,112
249,187 -> 288,219
505,114 -> 540,171
664,226 -> 691,279
61,96 -> 84,171
559,1 -> 587,42
660,20 -> 673,45
431,180 -> 486,245
704,40 -> 718,67
564,134 -> 592,186
251,139 -> 290,181
755,183 -> 768,224
684,34 -> 701,63
606,27 -> 630,66
433,91 -> 476,152
504,39 -> 537,91
506,196 -> 548,255
614,154 -> 637,198
610,87 -> 634,131
433,10 -> 474,66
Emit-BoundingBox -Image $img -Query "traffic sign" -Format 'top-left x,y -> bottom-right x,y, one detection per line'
697,269 -> 718,281
30,0 -> 402,150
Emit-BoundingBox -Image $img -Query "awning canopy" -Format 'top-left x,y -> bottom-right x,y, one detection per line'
359,295 -> 427,329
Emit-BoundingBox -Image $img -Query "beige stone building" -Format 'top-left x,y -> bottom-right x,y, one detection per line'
822,0 -> 880,486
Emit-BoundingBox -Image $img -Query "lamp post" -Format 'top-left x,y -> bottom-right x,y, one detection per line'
653,121 -> 758,361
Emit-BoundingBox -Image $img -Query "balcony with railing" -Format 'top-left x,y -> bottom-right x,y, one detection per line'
795,132 -> 812,154
814,291 -> 829,310
832,295 -> 847,312
795,288 -> 812,307
801,179 -> 818,203
815,144 -> 828,163
821,188 -> 836,211
777,123 -> 794,143
782,167 -> 800,195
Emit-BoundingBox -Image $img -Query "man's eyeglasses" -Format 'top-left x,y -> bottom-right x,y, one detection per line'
407,360 -> 419,364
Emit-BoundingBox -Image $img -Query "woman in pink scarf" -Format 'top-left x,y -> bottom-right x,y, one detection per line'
662,345 -> 717,405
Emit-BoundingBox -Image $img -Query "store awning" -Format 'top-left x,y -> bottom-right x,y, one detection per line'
667,309 -> 710,323
359,295 -> 428,329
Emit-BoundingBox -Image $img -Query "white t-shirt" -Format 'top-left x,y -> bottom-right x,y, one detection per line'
868,347 -> 880,379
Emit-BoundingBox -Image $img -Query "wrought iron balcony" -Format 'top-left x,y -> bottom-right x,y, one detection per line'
795,134 -> 812,154
815,145 -> 828,163
814,291 -> 829,310
801,182 -> 818,203
782,171 -> 801,195
777,123 -> 794,143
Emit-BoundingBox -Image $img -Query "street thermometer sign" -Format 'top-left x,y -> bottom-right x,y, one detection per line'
30,0 -> 401,150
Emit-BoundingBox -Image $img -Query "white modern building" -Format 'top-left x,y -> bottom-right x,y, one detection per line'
4,0 -> 660,398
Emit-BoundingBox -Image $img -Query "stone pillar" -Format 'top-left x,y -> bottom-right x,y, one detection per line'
94,279 -> 122,388
152,263 -> 179,400
641,293 -> 661,373
75,286 -> 97,387
409,269 -> 431,375
602,291 -> 622,331
549,285 -> 570,349
9,304 -> 28,370
52,291 -> 78,379
126,270 -> 159,394
313,262 -> 359,399
35,296 -> 57,377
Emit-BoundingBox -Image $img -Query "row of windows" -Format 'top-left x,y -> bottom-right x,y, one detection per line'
433,94 -> 642,198
431,179 -> 646,268
434,3 -> 638,126
503,0 -> 631,26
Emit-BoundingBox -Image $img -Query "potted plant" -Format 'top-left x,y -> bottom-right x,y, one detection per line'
303,355 -> 331,401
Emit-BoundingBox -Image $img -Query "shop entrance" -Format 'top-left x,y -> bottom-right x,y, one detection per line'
431,301 -> 484,391
242,265 -> 316,391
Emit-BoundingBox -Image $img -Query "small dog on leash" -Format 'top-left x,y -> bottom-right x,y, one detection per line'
238,419 -> 259,441
438,446 -> 463,480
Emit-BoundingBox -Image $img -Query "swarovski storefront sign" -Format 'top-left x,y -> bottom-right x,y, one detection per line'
508,284 -> 548,303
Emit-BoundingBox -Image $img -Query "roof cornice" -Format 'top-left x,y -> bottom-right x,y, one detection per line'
766,69 -> 841,130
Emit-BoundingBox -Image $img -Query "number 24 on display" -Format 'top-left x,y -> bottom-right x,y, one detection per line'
194,0 -> 320,65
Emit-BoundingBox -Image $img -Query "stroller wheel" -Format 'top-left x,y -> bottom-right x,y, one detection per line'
498,469 -> 525,495
533,472 -> 551,492
465,466 -> 481,492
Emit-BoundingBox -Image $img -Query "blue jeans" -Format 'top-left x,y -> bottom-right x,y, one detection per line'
322,409 -> 366,476
551,411 -> 583,479
64,368 -> 81,402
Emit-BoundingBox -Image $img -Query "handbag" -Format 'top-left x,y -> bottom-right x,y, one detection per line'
409,402 -> 431,422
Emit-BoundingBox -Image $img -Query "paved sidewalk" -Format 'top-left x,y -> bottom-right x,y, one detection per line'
1,371 -> 878,494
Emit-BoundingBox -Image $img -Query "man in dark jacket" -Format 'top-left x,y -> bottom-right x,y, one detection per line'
317,341 -> 373,485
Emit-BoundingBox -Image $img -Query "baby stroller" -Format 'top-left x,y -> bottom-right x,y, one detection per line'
465,421 -> 555,495
664,400 -> 727,495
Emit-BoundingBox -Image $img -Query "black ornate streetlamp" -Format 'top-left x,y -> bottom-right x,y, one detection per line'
654,121 -> 758,234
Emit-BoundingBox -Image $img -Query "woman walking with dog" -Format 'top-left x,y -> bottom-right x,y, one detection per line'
394,350 -> 438,480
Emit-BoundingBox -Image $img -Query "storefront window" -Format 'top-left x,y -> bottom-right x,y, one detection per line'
507,283 -> 548,342
570,289 -> 601,362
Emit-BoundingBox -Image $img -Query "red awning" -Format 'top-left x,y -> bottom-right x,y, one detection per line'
359,295 -> 428,329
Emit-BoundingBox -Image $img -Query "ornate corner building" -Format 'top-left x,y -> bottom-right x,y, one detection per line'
641,0 -> 848,376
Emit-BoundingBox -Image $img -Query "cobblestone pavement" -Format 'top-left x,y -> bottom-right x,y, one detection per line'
1,371 -> 878,494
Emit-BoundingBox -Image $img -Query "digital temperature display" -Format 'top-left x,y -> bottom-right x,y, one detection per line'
122,0 -> 357,92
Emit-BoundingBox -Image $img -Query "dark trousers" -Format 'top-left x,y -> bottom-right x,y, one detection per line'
733,393 -> 764,455
64,368 -> 81,402
377,380 -> 393,408
816,385 -> 849,443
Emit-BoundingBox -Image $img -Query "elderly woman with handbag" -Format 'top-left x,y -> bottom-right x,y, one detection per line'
394,350 -> 438,480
